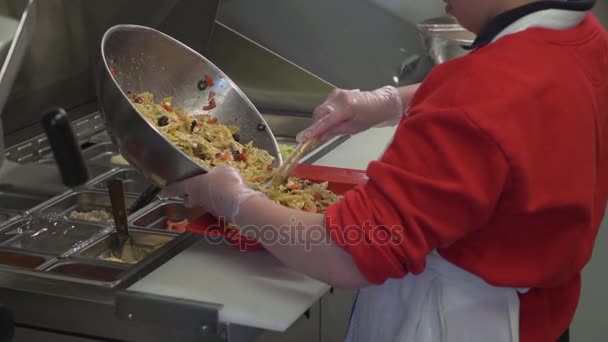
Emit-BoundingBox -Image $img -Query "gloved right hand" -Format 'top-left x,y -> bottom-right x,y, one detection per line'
161,165 -> 265,225
296,85 -> 404,143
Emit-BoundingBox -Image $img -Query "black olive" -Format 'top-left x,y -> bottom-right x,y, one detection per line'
201,154 -> 212,161
157,116 -> 169,126
257,124 -> 266,131
232,150 -> 240,159
232,133 -> 241,142
190,120 -> 197,133
198,80 -> 208,91
134,97 -> 144,104
215,152 -> 222,158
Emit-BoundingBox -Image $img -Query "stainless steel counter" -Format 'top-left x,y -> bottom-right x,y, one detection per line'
0,109 -> 351,342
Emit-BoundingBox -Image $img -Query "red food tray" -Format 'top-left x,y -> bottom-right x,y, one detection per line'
185,164 -> 367,251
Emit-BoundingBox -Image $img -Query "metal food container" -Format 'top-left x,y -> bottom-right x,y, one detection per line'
44,259 -> 128,283
81,142 -> 125,167
0,224 -> 197,288
98,25 -> 282,187
77,229 -> 176,264
0,190 -> 52,222
36,231 -> 196,288
131,201 -> 206,230
89,169 -> 151,196
0,211 -> 18,225
37,190 -> 137,224
0,248 -> 52,270
0,216 -> 106,256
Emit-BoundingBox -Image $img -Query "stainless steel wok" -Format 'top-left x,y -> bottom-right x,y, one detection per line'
97,25 -> 282,187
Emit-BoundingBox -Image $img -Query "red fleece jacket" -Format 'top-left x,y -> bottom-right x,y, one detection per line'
326,14 -> 608,342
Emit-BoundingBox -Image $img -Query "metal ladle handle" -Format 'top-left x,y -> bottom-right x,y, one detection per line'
107,178 -> 130,240
270,136 -> 319,187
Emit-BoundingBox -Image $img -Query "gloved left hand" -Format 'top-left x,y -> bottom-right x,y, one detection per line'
161,165 -> 265,223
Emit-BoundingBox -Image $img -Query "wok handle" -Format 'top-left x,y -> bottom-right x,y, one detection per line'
41,108 -> 89,187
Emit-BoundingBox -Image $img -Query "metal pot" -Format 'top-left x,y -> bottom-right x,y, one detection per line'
416,16 -> 476,65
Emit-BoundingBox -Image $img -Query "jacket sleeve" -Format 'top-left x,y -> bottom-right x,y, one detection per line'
325,109 -> 510,285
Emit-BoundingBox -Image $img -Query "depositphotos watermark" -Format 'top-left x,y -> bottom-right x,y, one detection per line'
201,217 -> 407,252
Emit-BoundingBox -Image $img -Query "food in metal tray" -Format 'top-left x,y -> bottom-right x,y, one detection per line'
101,255 -> 128,263
98,235 -> 167,264
99,245 -> 153,264
132,92 -> 341,213
166,219 -> 189,232
110,154 -> 130,166
68,210 -> 114,223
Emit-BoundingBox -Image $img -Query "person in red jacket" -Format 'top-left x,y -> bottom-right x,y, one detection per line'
163,0 -> 607,341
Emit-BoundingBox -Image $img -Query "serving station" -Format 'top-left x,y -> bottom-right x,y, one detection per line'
0,0 -> 423,341
0,111 -> 355,342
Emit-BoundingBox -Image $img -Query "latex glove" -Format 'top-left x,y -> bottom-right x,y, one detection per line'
296,85 -> 404,143
161,165 -> 265,224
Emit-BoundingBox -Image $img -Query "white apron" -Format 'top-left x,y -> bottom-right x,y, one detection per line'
345,252 -> 528,342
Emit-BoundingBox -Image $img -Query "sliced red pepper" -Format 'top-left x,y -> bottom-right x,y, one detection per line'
131,94 -> 143,103
207,117 -> 218,124
196,120 -> 204,127
203,99 -> 217,111
251,177 -> 260,183
166,219 -> 189,232
204,74 -> 215,87
288,184 -> 300,191
313,193 -> 323,201
302,207 -> 310,212
208,90 -> 216,101
110,67 -> 117,77
237,153 -> 248,162
267,164 -> 273,171
162,100 -> 173,112
220,153 -> 230,161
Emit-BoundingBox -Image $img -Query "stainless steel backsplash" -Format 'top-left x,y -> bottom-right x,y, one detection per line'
0,0 -> 218,140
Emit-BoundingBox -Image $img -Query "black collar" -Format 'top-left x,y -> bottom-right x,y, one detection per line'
466,0 -> 596,50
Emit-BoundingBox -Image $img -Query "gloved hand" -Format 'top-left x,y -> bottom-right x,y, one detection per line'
296,85 -> 404,143
161,165 -> 265,224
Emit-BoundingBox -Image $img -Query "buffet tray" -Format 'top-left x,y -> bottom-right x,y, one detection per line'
0,223 -> 197,288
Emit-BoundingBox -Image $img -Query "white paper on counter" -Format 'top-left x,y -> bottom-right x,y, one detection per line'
128,239 -> 329,332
